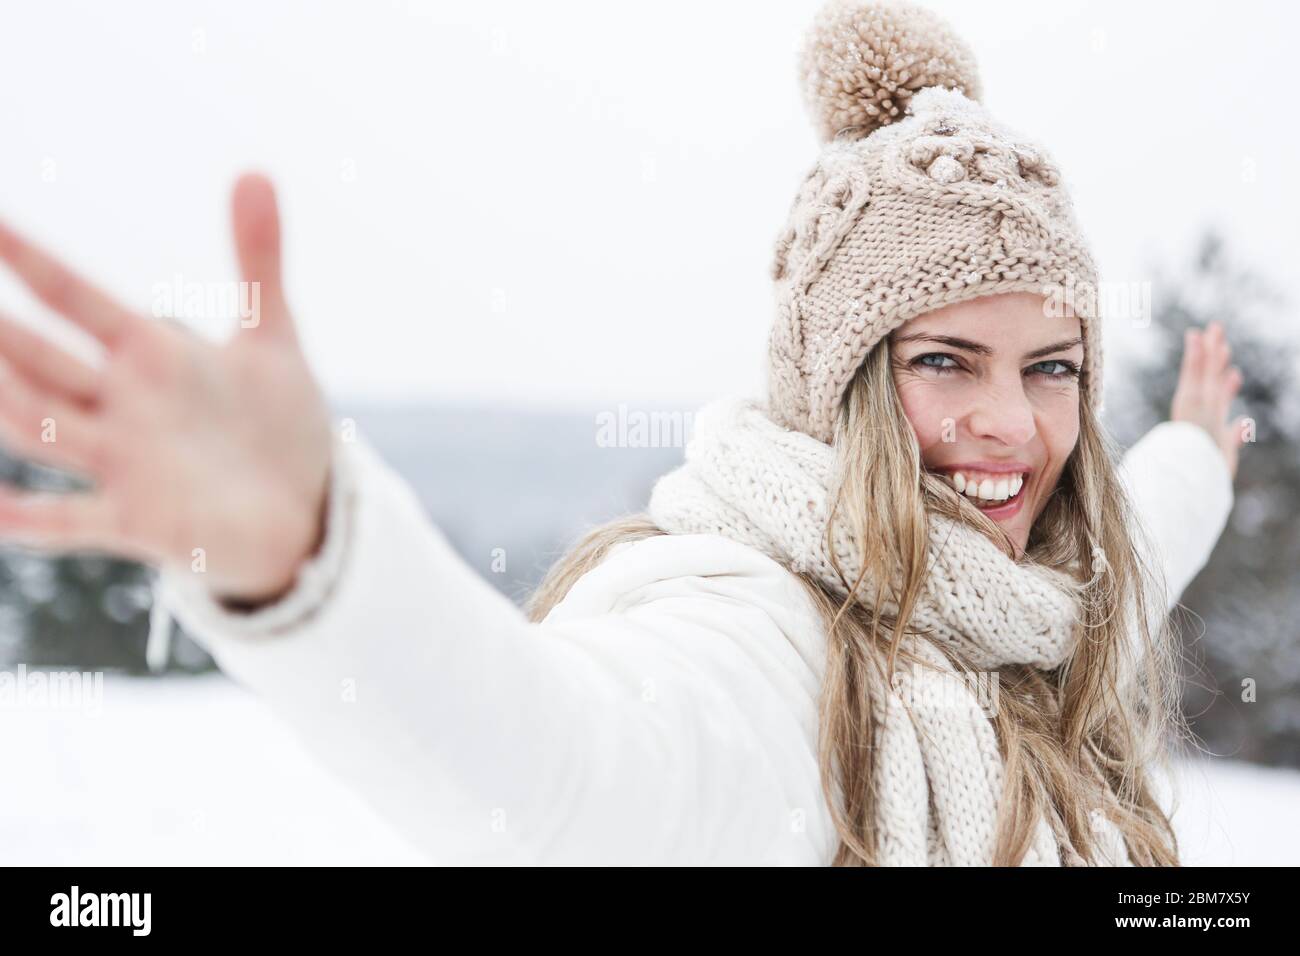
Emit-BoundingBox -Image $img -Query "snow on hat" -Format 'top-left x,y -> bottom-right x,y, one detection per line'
767,0 -> 1103,444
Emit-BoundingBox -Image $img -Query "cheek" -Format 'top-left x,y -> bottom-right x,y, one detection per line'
1037,397 -> 1081,462
894,380 -> 951,454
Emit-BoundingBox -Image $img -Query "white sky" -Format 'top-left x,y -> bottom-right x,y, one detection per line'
0,0 -> 1295,408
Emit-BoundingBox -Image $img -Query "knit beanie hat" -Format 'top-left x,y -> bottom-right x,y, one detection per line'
767,0 -> 1103,445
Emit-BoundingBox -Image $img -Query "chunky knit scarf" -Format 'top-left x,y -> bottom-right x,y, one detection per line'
647,396 -> 1132,866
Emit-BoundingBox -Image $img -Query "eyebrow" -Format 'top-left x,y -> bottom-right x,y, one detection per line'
892,332 -> 1084,362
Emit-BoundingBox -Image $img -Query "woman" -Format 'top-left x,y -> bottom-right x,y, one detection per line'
0,1 -> 1244,865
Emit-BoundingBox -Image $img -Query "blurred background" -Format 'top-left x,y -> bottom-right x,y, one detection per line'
0,0 -> 1296,864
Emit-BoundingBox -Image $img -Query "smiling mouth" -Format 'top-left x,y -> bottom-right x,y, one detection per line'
929,469 -> 1031,511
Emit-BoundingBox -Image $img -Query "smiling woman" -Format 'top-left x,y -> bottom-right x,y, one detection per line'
889,292 -> 1088,557
0,0 -> 1247,867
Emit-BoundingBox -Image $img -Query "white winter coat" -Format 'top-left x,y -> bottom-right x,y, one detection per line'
157,418 -> 1234,865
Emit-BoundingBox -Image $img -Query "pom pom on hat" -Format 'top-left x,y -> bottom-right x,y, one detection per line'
799,0 -> 982,143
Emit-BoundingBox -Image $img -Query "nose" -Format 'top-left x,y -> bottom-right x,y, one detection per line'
965,378 -> 1037,447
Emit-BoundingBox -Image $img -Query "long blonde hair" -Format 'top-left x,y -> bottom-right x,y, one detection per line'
525,339 -> 1191,866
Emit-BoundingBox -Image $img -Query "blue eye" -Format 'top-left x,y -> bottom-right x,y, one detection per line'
909,353 -> 1082,380
1029,359 -> 1081,379
912,353 -> 961,374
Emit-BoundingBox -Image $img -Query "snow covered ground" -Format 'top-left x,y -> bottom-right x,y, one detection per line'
2,672 -> 1295,866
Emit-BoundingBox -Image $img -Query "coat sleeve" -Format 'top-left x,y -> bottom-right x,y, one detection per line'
1109,420 -> 1234,711
1112,418 -> 1232,621
1116,419 -> 1235,614
155,428 -> 826,865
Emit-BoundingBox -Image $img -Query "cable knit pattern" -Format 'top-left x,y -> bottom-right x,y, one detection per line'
648,396 -> 1132,865
768,1 -> 1104,444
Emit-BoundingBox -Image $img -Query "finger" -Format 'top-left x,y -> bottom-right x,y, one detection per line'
0,218 -> 138,348
0,365 -> 101,472
231,172 -> 294,340
1204,323 -> 1230,379
1178,327 -> 1203,393
0,487 -> 124,555
1218,365 -> 1243,423
0,310 -> 101,403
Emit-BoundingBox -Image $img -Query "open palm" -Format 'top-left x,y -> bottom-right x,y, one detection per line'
1170,320 -> 1247,481
0,174 -> 332,604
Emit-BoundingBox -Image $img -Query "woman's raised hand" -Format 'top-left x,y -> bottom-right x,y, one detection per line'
1170,320 -> 1247,481
0,173 -> 333,605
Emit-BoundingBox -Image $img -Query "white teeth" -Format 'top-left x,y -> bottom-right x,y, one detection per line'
945,470 -> 1027,502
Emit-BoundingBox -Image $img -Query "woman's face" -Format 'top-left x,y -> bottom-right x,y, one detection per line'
888,291 -> 1084,557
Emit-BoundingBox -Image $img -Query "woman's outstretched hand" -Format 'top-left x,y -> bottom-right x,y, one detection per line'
1170,320 -> 1246,481
0,173 -> 333,605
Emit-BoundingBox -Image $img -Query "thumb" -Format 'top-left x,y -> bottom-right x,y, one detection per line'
231,171 -> 294,340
